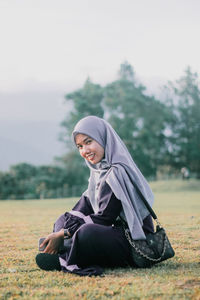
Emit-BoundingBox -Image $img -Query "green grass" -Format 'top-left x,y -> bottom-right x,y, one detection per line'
0,180 -> 200,299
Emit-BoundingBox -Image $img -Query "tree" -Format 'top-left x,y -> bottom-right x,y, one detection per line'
104,61 -> 172,178
58,78 -> 105,193
165,67 -> 200,177
0,163 -> 71,200
0,172 -> 17,199
60,78 -> 104,148
59,151 -> 89,196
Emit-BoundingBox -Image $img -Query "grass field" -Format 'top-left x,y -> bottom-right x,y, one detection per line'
0,179 -> 200,300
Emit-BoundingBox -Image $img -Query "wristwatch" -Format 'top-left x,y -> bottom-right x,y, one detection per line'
63,228 -> 70,239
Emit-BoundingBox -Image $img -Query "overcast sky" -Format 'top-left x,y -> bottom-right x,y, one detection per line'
0,0 -> 200,169
1,0 -> 200,92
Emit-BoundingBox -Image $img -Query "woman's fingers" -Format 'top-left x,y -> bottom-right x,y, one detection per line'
42,241 -> 57,254
43,243 -> 54,253
40,233 -> 54,249
43,240 -> 53,253
40,237 -> 49,248
41,232 -> 61,254
43,249 -> 58,255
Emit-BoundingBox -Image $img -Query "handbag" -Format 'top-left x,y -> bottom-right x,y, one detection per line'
123,187 -> 175,268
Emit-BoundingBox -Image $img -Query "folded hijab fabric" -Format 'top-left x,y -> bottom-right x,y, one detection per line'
72,116 -> 154,240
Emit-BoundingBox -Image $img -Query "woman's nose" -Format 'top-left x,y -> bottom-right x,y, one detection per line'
82,145 -> 90,155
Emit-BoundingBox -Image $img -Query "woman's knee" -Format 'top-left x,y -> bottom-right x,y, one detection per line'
76,223 -> 98,243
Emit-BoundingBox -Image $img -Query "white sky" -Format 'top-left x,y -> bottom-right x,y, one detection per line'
1,0 -> 200,93
0,0 -> 200,169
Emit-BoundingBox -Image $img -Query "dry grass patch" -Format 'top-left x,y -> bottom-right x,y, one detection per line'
0,180 -> 199,299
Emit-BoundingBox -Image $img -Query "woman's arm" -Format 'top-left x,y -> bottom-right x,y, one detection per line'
40,195 -> 94,253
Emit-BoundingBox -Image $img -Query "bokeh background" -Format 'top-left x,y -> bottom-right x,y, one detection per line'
0,0 -> 200,199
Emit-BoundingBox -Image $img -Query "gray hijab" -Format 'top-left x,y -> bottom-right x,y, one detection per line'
72,116 -> 154,240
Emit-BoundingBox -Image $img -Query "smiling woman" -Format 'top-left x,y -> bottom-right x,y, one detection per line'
35,115 -> 155,276
75,134 -> 105,164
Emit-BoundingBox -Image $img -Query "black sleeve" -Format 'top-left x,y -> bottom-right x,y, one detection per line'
72,193 -> 94,215
89,182 -> 122,226
63,194 -> 94,237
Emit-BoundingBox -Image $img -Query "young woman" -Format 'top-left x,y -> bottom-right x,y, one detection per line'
36,116 -> 154,276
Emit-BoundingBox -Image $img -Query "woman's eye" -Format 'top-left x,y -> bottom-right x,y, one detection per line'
86,140 -> 92,145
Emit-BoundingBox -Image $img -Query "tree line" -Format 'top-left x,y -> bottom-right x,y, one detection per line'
0,163 -> 85,200
0,62 -> 199,199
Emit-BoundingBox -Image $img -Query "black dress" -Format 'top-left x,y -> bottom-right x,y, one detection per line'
53,182 -> 154,276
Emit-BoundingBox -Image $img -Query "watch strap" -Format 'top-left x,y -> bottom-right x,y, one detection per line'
64,228 -> 70,239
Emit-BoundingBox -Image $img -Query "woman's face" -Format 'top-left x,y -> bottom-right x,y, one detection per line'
75,133 -> 104,164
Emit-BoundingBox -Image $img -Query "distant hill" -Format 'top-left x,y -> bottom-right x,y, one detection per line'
0,120 -> 66,171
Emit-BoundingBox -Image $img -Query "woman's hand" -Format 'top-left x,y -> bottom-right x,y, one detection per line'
40,229 -> 64,254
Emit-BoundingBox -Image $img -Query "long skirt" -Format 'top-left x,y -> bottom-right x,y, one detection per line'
53,214 -> 134,276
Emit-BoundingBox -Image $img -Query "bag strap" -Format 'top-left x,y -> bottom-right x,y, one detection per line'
133,183 -> 158,220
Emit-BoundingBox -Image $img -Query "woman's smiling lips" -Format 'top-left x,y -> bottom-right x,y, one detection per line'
86,153 -> 95,161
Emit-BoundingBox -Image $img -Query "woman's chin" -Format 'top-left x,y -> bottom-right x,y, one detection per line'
88,158 -> 99,165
